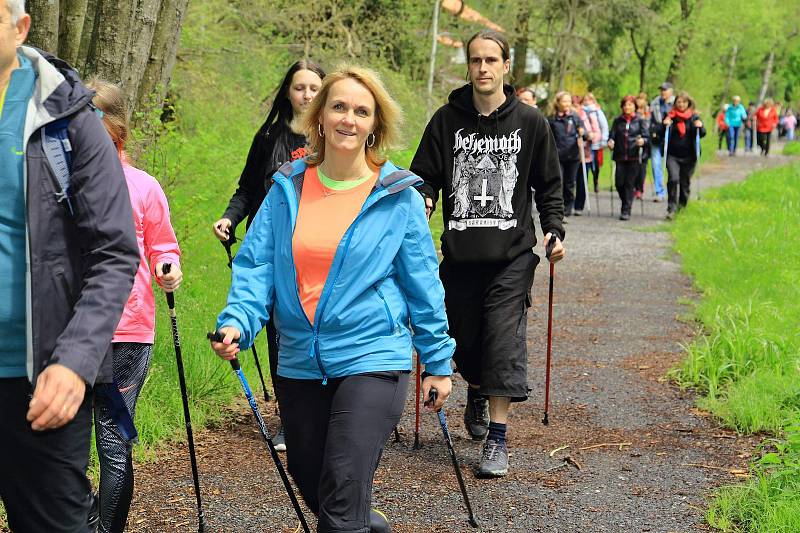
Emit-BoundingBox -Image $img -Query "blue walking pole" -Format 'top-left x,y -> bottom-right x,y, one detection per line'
422,375 -> 479,529
695,128 -> 702,200
207,332 -> 310,533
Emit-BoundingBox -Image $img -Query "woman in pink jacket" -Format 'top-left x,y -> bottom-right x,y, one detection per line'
88,79 -> 183,533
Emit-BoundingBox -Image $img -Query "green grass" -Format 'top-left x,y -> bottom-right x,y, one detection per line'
669,162 -> 800,531
783,141 -> 800,156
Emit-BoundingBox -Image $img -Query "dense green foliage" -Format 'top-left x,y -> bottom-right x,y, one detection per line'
671,163 -> 800,530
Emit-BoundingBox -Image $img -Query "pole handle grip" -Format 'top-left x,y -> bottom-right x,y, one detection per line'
162,263 -> 175,308
545,235 -> 558,259
207,331 -> 240,370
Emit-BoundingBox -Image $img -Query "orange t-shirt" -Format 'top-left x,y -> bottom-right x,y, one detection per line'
292,166 -> 376,324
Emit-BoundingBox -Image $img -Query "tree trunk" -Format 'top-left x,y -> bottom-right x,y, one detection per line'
85,0 -> 136,82
75,0 -> 99,73
58,0 -> 88,66
629,28 -> 651,94
666,0 -> 702,84
27,0 -> 59,52
721,43 -> 738,102
135,0 -> 189,113
758,50 -> 775,103
512,4 -> 531,85
122,0 -> 163,114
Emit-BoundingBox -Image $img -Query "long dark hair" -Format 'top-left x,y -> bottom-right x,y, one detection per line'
257,59 -> 325,172
258,59 -> 326,139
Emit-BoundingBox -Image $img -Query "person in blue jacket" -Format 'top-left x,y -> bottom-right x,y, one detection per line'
210,64 -> 455,533
724,95 -> 747,156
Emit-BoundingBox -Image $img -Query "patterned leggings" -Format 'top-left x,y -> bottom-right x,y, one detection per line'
93,342 -> 153,533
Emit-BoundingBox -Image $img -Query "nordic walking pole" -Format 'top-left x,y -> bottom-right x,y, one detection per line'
578,135 -> 591,216
609,154 -> 615,217
162,263 -> 206,532
542,236 -> 557,426
423,381 -> 480,529
638,141 -> 645,217
221,236 -> 271,404
207,332 -> 311,533
594,152 -> 601,216
413,352 -> 422,450
662,126 -> 670,182
695,128 -> 702,200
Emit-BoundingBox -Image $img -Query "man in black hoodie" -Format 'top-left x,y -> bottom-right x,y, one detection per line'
411,30 -> 565,478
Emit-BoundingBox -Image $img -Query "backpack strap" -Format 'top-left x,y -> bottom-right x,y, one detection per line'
42,117 -> 74,216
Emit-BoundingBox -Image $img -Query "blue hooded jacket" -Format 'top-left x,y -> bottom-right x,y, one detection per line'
217,158 -> 455,383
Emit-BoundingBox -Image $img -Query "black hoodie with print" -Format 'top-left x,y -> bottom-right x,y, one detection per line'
411,84 -> 564,264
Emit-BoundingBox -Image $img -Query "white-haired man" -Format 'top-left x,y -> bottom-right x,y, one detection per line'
0,2 -> 139,530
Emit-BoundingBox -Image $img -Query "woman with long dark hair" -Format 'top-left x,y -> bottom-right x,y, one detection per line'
212,59 -> 325,451
607,95 -> 649,220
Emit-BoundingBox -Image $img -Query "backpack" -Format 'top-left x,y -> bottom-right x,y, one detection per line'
42,117 -> 75,216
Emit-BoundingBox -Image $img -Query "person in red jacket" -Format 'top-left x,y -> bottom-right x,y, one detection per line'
716,104 -> 729,152
756,98 -> 779,156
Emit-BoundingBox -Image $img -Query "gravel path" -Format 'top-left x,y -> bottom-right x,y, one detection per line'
128,149 -> 793,532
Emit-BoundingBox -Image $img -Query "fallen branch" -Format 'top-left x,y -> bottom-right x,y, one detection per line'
682,463 -> 748,475
549,444 -> 570,457
565,456 -> 583,471
579,442 -> 632,451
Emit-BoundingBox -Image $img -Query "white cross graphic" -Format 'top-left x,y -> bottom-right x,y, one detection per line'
474,178 -> 494,207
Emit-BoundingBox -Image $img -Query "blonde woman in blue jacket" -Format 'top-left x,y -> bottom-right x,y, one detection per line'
210,64 -> 454,533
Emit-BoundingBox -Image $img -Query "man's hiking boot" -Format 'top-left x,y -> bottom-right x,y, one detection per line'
463,393 -> 489,440
476,439 -> 509,478
371,508 -> 391,532
273,424 -> 287,452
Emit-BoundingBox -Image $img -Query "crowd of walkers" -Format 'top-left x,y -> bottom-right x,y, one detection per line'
1,0 -> 796,530
714,96 -> 794,156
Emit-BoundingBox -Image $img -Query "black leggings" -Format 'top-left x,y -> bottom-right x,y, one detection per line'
275,371 -> 409,533
615,160 -> 640,216
757,131 -> 772,155
94,343 -> 153,533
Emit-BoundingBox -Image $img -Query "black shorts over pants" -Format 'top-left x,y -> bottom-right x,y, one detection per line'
439,250 -> 539,401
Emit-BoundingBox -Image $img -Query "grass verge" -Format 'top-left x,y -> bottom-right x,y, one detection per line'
669,162 -> 800,531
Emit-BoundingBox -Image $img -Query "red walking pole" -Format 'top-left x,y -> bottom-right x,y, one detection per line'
413,352 -> 422,449
542,237 -> 557,426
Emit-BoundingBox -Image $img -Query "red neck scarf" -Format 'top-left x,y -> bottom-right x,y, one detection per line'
668,108 -> 693,137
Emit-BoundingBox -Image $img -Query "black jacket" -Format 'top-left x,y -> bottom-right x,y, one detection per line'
609,114 -> 650,163
411,84 -> 564,263
222,122 -> 306,230
22,47 -> 139,386
654,113 -> 707,161
547,111 -> 590,162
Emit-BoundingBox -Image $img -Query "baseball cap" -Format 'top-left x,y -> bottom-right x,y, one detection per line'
659,82 -> 673,90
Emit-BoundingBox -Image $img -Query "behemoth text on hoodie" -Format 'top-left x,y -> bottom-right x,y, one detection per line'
411,84 -> 565,264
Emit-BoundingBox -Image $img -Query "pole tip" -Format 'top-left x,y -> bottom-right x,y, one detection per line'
542,413 -> 549,426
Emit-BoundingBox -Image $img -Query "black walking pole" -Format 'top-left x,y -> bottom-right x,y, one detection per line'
221,236 -> 271,404
207,332 -> 311,533
609,153 -> 615,217
162,264 -> 206,532
422,379 -> 479,529
638,142 -> 645,217
413,353 -> 422,450
542,237 -> 557,426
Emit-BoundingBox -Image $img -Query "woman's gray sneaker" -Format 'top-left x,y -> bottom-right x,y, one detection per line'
476,439 -> 508,478
463,395 -> 489,440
